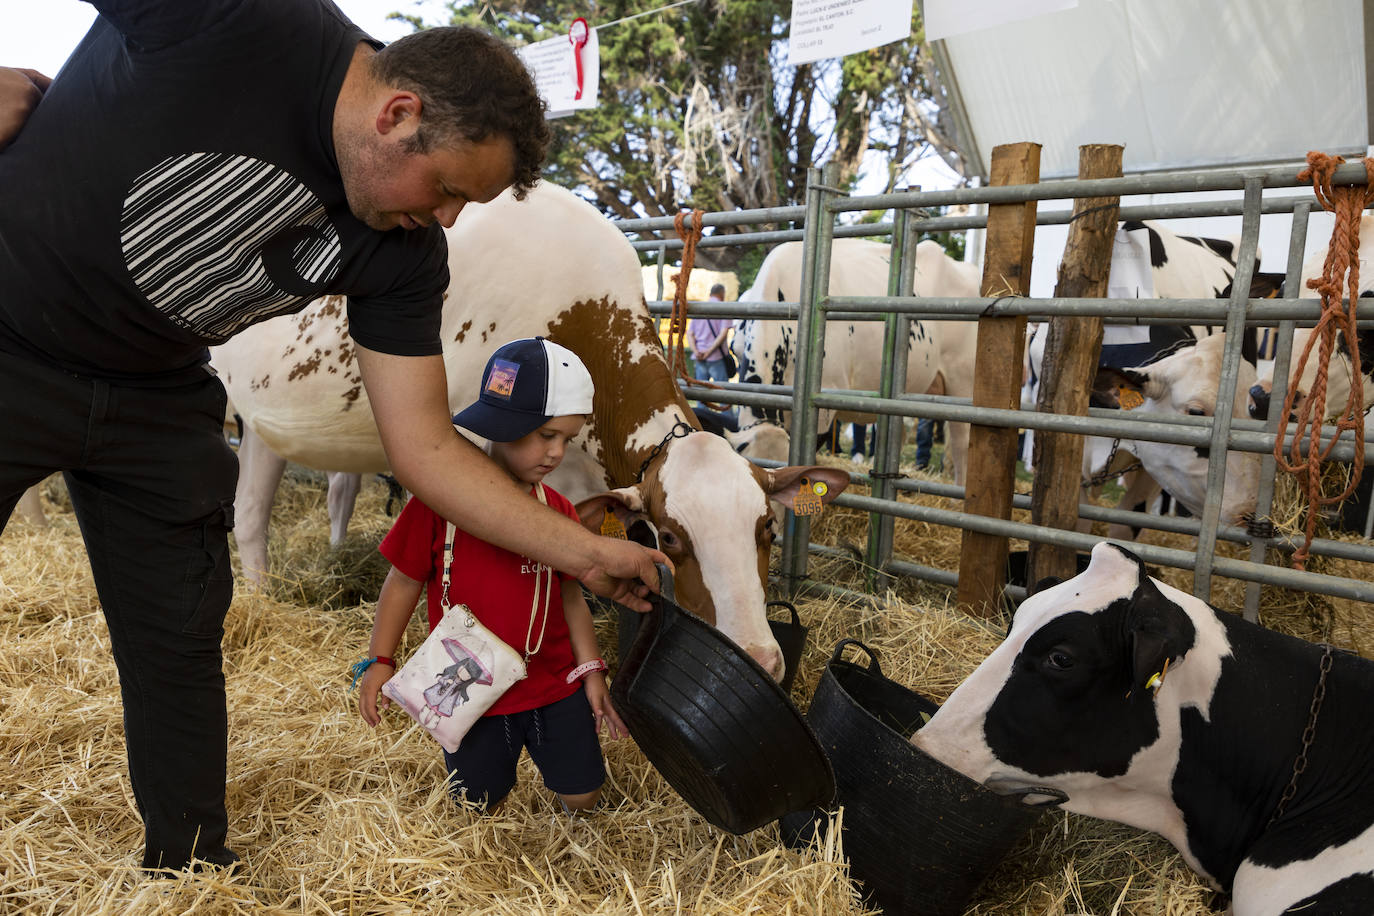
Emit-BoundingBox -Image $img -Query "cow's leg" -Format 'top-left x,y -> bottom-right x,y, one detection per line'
16,483 -> 48,528
233,425 -> 286,586
326,471 -> 362,547
1107,467 -> 1161,541
945,420 -> 970,486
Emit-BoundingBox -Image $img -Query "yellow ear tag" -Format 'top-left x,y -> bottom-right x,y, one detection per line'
1146,657 -> 1171,692
1119,386 -> 1144,411
600,508 -> 627,539
812,480 -> 829,497
793,476 -> 823,516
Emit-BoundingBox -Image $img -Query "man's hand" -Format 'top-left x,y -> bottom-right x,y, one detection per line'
0,68 -> 51,152
578,536 -> 670,613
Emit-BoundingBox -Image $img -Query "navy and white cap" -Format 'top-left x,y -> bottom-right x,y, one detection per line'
452,337 -> 595,442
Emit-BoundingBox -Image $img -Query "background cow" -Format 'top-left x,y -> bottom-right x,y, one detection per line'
1023,220 -> 1269,534
732,237 -> 981,482
1096,332 -> 1260,527
1248,212 -> 1374,426
211,181 -> 850,680
914,541 -> 1374,915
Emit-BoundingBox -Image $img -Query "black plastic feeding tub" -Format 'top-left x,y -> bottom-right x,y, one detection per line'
780,639 -> 1064,916
618,599 -> 808,695
611,571 -> 834,835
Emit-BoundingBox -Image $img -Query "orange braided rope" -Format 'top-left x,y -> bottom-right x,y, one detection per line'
1273,152 -> 1372,569
668,209 -> 731,411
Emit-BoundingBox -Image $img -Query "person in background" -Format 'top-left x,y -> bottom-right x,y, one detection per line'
691,282 -> 735,421
358,338 -> 627,815
0,2 -> 662,873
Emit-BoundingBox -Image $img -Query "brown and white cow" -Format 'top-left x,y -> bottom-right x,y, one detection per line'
211,180 -> 849,680
731,238 -> 981,482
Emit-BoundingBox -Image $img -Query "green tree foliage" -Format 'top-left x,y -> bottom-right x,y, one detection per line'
403,1 -> 967,268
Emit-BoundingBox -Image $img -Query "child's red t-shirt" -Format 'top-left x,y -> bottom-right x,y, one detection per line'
379,485 -> 581,715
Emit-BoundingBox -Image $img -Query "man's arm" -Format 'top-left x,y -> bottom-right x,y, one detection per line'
354,345 -> 667,609
0,67 -> 50,152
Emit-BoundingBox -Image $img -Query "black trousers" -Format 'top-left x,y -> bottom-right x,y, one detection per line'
0,353 -> 238,870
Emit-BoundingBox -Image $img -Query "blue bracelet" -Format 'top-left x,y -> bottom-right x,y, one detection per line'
349,655 -> 396,690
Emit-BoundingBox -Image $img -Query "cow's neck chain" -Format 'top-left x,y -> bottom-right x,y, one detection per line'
634,420 -> 694,483
1267,642 -> 1335,828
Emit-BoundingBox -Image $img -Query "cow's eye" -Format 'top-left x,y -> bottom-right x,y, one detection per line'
1045,650 -> 1075,671
1186,406 -> 1207,416
659,529 -> 680,551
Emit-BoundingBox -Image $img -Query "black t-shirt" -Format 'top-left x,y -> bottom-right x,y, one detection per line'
0,0 -> 448,383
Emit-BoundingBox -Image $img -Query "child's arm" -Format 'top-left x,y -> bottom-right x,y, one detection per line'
561,579 -> 627,739
358,566 -> 425,727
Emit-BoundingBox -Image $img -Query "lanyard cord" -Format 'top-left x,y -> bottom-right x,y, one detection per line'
440,482 -> 552,662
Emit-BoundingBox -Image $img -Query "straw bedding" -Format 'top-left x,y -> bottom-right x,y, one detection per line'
2,459 -> 1366,915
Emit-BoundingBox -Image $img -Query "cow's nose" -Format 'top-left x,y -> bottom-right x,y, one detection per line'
1248,383 -> 1270,421
744,642 -> 785,682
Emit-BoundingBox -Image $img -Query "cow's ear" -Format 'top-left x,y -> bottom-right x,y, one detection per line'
574,488 -> 648,537
763,465 -> 850,510
1125,578 -> 1196,694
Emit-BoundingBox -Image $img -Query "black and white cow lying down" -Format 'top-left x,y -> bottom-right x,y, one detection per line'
913,542 -> 1374,915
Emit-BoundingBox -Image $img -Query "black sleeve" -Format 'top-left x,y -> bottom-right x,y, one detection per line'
346,227 -> 450,357
85,0 -> 229,52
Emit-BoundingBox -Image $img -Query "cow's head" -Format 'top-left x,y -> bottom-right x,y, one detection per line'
913,543 -> 1228,820
576,431 -> 848,681
1249,302 -> 1374,423
1095,333 -> 1259,522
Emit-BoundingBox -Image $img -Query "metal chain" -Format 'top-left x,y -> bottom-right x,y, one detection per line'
1268,643 -> 1334,827
634,419 -> 695,482
1082,438 -> 1144,489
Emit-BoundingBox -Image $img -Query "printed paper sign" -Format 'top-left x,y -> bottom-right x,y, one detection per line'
1103,226 -> 1153,345
788,0 -> 913,67
924,0 -> 1078,42
517,26 -> 600,119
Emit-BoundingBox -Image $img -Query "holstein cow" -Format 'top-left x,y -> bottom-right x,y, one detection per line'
732,237 -> 981,482
1248,212 -> 1374,425
211,181 -> 849,680
1095,333 -> 1260,526
913,542 -> 1374,915
1024,220 -> 1269,534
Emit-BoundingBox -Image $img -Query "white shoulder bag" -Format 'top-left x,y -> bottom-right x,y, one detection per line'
381,484 -> 554,753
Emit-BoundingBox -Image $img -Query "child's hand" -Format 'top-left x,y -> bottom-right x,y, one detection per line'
583,672 -> 628,739
358,664 -> 395,727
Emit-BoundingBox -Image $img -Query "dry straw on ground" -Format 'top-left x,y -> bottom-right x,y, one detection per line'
3,455 -> 1366,915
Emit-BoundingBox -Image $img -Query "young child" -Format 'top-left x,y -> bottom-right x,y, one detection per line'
357,337 -> 627,813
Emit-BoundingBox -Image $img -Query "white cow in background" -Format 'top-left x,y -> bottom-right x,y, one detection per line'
731,238 -> 982,482
211,181 -> 850,680
1097,333 -> 1260,525
1248,212 -> 1374,425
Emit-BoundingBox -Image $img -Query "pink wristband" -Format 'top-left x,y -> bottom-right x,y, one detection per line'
566,658 -> 608,684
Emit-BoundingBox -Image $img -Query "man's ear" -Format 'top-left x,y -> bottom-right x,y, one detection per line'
376,91 -> 421,135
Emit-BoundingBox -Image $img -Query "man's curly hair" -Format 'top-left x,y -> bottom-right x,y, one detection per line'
371,26 -> 549,199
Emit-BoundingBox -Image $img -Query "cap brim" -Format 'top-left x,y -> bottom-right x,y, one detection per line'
452,402 -> 547,442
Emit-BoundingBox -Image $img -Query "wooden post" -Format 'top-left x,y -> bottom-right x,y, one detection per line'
1028,144 -> 1124,588
956,142 -> 1041,616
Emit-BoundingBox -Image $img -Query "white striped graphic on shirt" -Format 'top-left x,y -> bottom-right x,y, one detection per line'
121,152 -> 342,342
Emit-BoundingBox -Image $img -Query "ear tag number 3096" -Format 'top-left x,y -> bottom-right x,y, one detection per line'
793,476 -> 824,517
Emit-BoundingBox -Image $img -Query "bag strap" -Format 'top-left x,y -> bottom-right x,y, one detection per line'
439,483 -> 553,663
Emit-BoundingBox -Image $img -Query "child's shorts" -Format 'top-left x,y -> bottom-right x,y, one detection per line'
443,686 -> 606,809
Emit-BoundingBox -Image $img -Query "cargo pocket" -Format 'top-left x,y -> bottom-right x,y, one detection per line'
181,499 -> 235,637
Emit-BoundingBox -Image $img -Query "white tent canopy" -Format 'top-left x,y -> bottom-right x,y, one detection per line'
931,0 -> 1368,180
